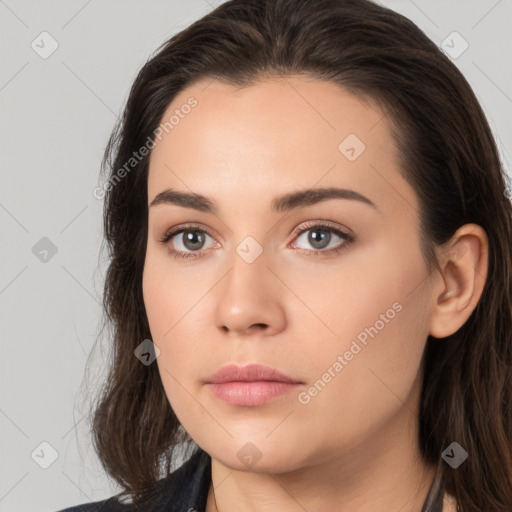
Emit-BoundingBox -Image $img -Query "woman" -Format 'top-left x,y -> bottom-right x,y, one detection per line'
58,0 -> 512,511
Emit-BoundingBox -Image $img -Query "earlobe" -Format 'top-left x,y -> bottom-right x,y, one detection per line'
429,224 -> 489,339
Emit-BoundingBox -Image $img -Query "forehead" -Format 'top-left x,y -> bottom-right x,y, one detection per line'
152,75 -> 387,155
147,76 -> 416,217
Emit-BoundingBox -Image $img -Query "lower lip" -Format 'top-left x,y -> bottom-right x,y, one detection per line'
206,381 -> 301,406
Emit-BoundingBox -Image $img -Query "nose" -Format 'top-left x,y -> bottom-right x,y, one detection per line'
213,251 -> 287,337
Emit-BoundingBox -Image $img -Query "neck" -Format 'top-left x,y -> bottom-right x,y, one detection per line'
206,400 -> 437,512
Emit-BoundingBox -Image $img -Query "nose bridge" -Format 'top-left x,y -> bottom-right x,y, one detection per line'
224,239 -> 270,309
213,238 -> 286,335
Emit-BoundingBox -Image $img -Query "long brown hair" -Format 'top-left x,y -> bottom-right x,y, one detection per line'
86,0 -> 512,509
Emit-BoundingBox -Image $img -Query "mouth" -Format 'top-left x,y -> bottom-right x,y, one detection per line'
205,363 -> 303,407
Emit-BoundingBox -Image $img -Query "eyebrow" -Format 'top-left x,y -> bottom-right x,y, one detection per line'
149,187 -> 379,213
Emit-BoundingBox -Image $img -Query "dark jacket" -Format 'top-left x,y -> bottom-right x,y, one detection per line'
55,447 -> 211,512
56,447 -> 445,512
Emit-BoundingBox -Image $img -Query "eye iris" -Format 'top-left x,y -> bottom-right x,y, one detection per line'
308,229 -> 331,249
183,231 -> 205,250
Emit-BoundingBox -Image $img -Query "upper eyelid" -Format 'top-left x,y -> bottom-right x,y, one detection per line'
163,223 -> 217,239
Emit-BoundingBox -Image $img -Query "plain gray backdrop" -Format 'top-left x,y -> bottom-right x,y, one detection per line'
1,1 -> 511,511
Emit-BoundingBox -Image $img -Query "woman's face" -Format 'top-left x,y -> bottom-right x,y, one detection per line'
143,76 -> 436,472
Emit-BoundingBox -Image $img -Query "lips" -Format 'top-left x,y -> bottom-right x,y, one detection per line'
204,364 -> 303,406
205,363 -> 302,384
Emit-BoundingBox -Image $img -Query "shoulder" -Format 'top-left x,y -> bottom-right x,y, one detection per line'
54,447 -> 211,512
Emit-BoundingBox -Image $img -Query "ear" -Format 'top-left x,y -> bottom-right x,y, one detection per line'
429,223 -> 489,339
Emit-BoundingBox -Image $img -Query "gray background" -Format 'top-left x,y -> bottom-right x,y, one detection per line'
1,1 -> 511,511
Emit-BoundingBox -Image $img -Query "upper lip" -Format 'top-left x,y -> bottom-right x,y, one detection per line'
205,364 -> 302,384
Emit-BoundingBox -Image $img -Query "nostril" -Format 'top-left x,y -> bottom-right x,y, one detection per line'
251,323 -> 268,330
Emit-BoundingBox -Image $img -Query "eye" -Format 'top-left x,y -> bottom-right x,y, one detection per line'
290,221 -> 354,256
158,220 -> 355,260
158,223 -> 217,259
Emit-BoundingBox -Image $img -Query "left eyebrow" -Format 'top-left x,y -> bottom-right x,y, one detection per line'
271,187 -> 379,213
149,186 -> 379,213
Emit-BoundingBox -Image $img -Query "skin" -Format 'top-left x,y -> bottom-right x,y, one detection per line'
142,76 -> 488,512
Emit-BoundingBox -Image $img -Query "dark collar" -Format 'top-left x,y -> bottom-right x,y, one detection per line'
142,446 -> 212,512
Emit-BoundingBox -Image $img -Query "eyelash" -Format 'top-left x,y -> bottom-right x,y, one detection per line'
158,221 -> 355,260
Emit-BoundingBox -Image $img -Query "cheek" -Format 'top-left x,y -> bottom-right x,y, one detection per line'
292,293 -> 428,454
296,241 -> 430,408
142,249 -> 210,377
279,239 -> 406,343
142,248 -> 201,342
142,256 -> 206,432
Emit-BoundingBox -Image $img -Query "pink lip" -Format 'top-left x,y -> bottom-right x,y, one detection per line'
205,364 -> 303,406
206,363 -> 300,384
